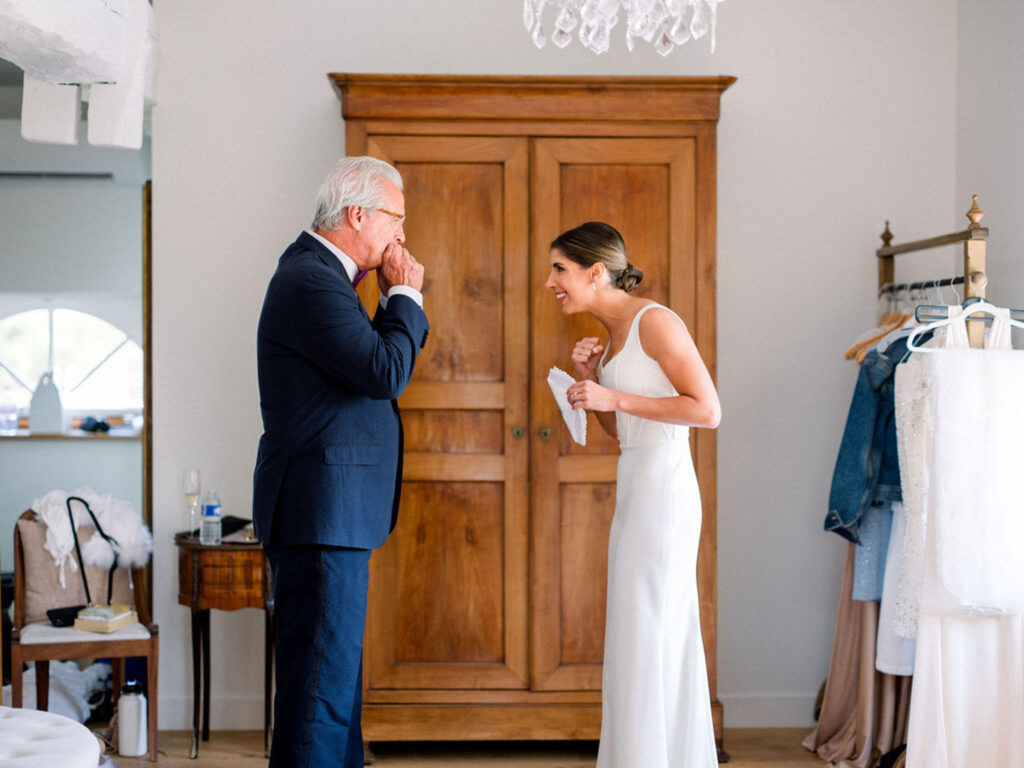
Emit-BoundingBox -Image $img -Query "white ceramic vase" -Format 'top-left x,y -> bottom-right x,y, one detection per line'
29,372 -> 64,433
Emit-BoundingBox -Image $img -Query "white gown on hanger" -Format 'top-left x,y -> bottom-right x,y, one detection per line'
596,303 -> 717,768
904,308 -> 1024,768
892,309 -> 968,641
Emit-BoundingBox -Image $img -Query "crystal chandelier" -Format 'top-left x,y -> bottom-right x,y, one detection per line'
523,0 -> 722,56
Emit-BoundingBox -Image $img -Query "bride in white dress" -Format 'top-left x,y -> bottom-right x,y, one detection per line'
545,222 -> 722,768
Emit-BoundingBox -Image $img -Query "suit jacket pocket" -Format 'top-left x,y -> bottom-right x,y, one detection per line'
324,441 -> 381,465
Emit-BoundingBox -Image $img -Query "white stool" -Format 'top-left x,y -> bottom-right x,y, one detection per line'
0,705 -> 100,768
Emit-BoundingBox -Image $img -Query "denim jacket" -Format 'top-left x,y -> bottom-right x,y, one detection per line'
825,335 -> 911,542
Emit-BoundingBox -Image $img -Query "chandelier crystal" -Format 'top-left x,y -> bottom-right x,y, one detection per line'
523,0 -> 722,56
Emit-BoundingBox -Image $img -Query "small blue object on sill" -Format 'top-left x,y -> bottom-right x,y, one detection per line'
80,416 -> 110,433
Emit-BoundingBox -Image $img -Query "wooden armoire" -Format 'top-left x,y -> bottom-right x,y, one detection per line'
330,74 -> 734,749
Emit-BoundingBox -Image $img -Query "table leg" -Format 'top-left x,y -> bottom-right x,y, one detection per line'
265,607 -> 274,758
201,609 -> 212,742
112,659 -> 125,706
190,607 -> 201,759
36,661 -> 49,711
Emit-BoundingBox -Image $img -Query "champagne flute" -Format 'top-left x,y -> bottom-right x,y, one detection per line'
183,468 -> 201,539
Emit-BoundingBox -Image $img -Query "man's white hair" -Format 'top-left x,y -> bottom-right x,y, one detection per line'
311,156 -> 403,231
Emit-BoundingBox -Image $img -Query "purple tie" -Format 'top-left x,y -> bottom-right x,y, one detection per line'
352,269 -> 368,287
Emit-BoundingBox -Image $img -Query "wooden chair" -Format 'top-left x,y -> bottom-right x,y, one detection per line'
10,509 -> 159,761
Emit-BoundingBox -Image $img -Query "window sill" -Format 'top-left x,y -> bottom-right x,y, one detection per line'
0,429 -> 142,441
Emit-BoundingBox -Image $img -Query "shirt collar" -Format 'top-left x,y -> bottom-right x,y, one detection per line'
306,229 -> 358,283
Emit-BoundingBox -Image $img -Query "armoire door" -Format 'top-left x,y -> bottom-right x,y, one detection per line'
361,135 -> 531,694
530,137 -> 718,702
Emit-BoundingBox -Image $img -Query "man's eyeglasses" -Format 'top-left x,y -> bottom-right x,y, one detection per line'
376,208 -> 406,229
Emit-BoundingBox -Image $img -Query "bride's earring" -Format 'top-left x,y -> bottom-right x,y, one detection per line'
591,282 -> 597,291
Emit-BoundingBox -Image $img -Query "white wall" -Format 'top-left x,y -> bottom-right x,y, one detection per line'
956,0 -> 1024,317
0,179 -> 141,292
151,0 -> 960,729
0,119 -> 148,333
0,440 -> 142,569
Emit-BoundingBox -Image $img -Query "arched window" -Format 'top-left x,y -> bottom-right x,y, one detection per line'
0,307 -> 143,415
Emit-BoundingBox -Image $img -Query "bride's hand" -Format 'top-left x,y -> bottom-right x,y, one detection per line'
571,337 -> 604,380
566,379 -> 618,412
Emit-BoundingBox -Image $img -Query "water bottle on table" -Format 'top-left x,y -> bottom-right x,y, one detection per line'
200,490 -> 222,545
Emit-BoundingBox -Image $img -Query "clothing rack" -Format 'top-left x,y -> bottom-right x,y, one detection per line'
879,275 -> 964,294
877,195 -> 988,347
808,197 -> 996,767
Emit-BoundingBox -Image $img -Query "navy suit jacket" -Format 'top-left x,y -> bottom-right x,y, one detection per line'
252,232 -> 429,550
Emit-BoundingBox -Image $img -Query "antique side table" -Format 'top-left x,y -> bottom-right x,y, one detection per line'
174,533 -> 274,758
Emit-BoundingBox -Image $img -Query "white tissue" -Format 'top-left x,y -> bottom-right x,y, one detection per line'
547,366 -> 587,446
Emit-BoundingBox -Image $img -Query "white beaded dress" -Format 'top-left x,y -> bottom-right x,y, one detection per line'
901,309 -> 1024,767
596,303 -> 717,768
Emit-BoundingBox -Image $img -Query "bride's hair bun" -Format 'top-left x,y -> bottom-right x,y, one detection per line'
615,264 -> 644,293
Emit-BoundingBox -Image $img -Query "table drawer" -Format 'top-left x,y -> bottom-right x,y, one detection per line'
199,550 -> 254,568
177,544 -> 269,609
200,561 -> 263,598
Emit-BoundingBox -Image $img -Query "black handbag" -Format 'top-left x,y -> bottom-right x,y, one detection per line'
46,496 -> 121,627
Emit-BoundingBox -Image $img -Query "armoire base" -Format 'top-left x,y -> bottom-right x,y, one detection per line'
363,698 -> 725,745
362,703 -> 601,741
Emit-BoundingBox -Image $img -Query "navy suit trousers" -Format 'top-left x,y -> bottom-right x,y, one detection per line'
265,542 -> 371,768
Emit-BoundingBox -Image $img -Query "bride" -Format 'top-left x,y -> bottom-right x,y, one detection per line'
545,221 -> 721,768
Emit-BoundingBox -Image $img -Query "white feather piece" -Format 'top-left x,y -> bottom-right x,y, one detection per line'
31,488 -> 153,585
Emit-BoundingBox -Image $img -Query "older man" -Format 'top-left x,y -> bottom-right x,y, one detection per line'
253,156 -> 428,767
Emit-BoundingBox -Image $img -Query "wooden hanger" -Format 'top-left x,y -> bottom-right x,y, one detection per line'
845,314 -> 912,361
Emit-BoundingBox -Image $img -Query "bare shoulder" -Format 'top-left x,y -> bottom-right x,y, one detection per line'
638,304 -> 685,331
638,305 -> 692,356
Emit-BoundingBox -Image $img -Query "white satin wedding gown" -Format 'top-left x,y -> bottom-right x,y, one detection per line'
596,303 -> 717,768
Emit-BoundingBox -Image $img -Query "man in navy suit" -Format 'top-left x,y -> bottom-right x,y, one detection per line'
253,156 -> 428,767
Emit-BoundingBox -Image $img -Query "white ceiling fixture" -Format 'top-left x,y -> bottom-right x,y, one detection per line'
0,0 -> 127,82
523,0 -> 722,56
0,0 -> 156,149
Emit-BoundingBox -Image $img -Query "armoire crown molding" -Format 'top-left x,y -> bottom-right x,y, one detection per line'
329,74 -> 736,123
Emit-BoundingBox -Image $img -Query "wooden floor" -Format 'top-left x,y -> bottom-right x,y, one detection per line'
105,729 -> 824,767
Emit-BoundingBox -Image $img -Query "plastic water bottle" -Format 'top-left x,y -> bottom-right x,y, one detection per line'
118,681 -> 147,756
199,490 -> 222,545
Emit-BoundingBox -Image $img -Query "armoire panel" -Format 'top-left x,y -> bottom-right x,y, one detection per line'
559,483 -> 615,667
399,161 -> 505,382
394,481 -> 505,664
401,410 -> 505,454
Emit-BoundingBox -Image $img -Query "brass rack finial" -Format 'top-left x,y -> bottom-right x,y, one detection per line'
966,194 -> 984,229
881,220 -> 893,247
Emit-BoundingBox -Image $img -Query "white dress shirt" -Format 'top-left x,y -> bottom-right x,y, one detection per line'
306,230 -> 423,309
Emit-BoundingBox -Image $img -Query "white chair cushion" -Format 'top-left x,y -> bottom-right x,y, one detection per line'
19,620 -> 151,644
0,705 -> 100,768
